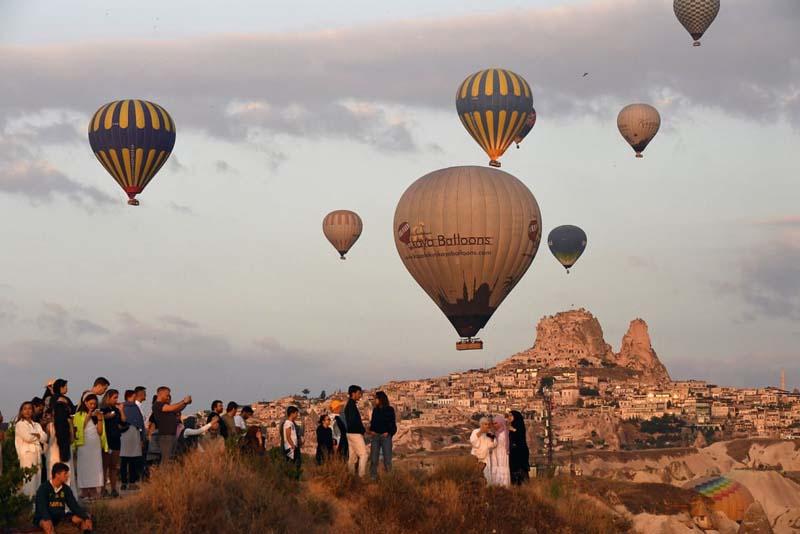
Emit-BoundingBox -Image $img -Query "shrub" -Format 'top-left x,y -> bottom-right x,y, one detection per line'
1,426 -> 36,528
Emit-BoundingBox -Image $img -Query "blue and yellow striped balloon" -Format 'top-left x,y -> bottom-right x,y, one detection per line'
88,100 -> 176,206
455,68 -> 533,167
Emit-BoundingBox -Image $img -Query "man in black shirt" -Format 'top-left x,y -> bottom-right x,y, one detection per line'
34,462 -> 92,534
344,385 -> 368,477
152,386 -> 192,464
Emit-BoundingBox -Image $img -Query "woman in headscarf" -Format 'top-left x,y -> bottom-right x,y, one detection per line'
47,379 -> 75,480
315,414 -> 334,465
506,410 -> 530,485
488,414 -> 511,487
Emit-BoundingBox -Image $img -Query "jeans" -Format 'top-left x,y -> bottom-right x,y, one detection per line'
120,456 -> 142,484
157,434 -> 176,464
369,434 -> 393,478
346,434 -> 368,477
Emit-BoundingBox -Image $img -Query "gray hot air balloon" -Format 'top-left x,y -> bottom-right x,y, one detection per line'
617,104 -> 661,158
393,166 -> 542,350
674,0 -> 720,47
548,225 -> 587,274
323,210 -> 363,259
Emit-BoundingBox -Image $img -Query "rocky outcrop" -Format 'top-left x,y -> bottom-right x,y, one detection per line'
738,502 -> 773,534
502,309 -> 670,383
618,319 -> 671,382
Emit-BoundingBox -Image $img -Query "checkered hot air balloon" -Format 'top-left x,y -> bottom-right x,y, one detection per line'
674,0 -> 720,47
88,100 -> 176,206
455,69 -> 533,168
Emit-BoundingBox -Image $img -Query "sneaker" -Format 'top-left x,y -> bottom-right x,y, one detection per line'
111,489 -> 120,498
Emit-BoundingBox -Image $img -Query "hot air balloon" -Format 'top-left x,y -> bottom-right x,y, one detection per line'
683,476 -> 754,522
548,225 -> 587,273
88,100 -> 176,206
674,0 -> 720,47
617,104 -> 660,158
456,69 -> 534,167
393,166 -> 542,350
514,108 -> 537,148
323,210 -> 363,259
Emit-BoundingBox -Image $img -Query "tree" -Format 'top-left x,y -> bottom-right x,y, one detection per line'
1,427 -> 37,527
301,388 -> 310,397
319,390 -> 326,400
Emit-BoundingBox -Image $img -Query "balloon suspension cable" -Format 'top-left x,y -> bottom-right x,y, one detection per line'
489,160 -> 501,168
127,198 -> 140,206
635,153 -> 643,159
693,41 -> 701,47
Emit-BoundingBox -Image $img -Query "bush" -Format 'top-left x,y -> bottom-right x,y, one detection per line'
1,426 -> 36,528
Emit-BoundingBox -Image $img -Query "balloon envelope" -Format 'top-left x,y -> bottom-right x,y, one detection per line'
548,225 -> 587,272
88,99 -> 176,205
456,69 -> 534,167
393,166 -> 542,348
514,108 -> 537,147
323,210 -> 363,259
683,476 -> 754,522
674,0 -> 720,46
617,104 -> 660,158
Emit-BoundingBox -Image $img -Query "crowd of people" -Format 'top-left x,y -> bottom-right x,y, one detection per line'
1,376 -> 535,532
469,410 -> 531,487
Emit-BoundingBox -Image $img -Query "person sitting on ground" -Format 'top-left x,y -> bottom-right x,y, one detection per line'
240,426 -> 265,457
222,402 -> 239,437
329,400 -> 348,460
315,414 -> 334,465
34,462 -> 93,534
469,417 -> 497,483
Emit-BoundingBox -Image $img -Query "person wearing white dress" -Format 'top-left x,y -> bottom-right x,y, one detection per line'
14,401 -> 48,497
73,394 -> 107,499
488,415 -> 511,487
469,417 -> 497,483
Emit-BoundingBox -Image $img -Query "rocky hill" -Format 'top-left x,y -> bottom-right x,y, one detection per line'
500,309 -> 670,383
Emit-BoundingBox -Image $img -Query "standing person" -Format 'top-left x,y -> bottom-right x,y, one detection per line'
133,386 -> 148,479
282,406 -> 301,474
470,417 -> 497,483
367,391 -> 396,479
329,400 -> 348,460
151,387 -> 191,464
222,402 -> 239,437
489,415 -> 511,487
315,415 -> 334,465
236,406 -> 252,430
120,390 -> 144,490
100,390 -> 127,497
41,379 -> 56,412
73,394 -> 106,499
240,426 -> 265,457
46,379 -> 74,481
31,397 -> 50,482
14,401 -> 48,496
506,410 -> 530,485
344,385 -> 368,477
82,377 -> 110,403
34,463 -> 93,534
31,397 -> 46,424
208,400 -> 228,439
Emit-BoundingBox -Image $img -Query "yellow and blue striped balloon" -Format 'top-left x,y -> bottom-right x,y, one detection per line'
88,100 -> 176,206
455,68 -> 533,167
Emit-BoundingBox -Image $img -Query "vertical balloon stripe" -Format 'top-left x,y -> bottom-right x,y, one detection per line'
119,100 -> 130,128
96,151 -> 119,184
471,112 -> 490,153
143,101 -> 161,130
498,70 -> 509,96
140,148 -> 157,183
154,104 -> 173,132
133,100 -> 145,128
486,111 -> 496,151
92,103 -> 109,132
470,71 -> 484,98
496,111 -> 507,150
485,69 -> 495,96
108,149 -> 125,183
507,71 -> 521,96
522,78 -> 531,98
104,101 -> 119,130
122,148 -> 133,186
133,148 -> 144,181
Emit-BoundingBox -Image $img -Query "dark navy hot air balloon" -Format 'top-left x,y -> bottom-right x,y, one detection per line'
456,68 -> 533,167
88,100 -> 176,206
514,107 -> 537,148
548,225 -> 587,274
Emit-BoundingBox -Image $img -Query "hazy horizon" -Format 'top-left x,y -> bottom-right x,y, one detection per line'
1,0 -> 798,416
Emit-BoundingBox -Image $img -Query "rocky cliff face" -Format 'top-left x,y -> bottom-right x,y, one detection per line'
503,309 -> 670,383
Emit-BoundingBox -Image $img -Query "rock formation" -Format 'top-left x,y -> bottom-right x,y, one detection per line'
502,309 -> 670,383
738,502 -> 773,534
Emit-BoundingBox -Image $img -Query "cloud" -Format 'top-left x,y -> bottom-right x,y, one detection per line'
754,215 -> 800,227
169,202 -> 194,215
73,318 -> 110,336
0,0 -> 796,151
214,160 -> 235,174
160,315 -> 198,329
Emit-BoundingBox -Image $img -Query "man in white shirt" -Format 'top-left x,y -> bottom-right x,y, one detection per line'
282,406 -> 301,477
235,406 -> 252,430
470,417 -> 497,482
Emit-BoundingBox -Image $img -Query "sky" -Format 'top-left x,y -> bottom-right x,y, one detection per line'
0,0 -> 798,417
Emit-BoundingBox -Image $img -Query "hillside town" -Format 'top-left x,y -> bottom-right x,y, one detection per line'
245,309 -> 800,457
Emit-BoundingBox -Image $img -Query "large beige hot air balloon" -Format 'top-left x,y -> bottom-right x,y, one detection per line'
617,104 -> 661,158
393,166 -> 542,350
323,210 -> 363,259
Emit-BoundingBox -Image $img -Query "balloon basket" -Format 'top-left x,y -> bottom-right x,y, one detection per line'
339,256 -> 346,260
456,338 -> 483,351
635,153 -> 643,159
127,198 -> 140,206
489,160 -> 501,168
693,41 -> 701,47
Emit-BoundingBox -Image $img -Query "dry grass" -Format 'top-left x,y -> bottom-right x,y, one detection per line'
575,476 -> 712,516
93,451 -> 630,534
